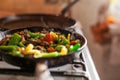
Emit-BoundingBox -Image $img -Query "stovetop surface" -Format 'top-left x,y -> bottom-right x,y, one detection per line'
0,51 -> 88,80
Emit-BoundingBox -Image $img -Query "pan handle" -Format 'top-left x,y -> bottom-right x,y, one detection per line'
61,0 -> 79,16
35,62 -> 54,80
65,25 -> 77,32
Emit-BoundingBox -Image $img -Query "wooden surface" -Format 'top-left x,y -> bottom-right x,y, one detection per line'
0,0 -> 68,15
0,11 -> 14,18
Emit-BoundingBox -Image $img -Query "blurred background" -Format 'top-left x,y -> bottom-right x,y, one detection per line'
0,0 -> 120,80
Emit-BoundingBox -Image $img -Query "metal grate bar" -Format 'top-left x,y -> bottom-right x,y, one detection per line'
0,68 -> 88,79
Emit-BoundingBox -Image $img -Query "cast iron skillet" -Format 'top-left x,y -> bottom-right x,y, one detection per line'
0,0 -> 79,30
0,26 -> 87,70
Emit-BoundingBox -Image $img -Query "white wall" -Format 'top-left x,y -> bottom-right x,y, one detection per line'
71,0 -> 106,79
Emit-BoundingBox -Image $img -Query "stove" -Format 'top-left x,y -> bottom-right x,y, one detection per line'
0,23 -> 100,80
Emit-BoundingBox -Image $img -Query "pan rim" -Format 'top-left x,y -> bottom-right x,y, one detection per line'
0,13 -> 76,27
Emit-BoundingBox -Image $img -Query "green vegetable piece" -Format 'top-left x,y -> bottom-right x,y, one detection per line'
50,43 -> 57,48
42,52 -> 59,58
69,43 -> 81,52
73,43 -> 81,51
0,45 -> 18,51
69,45 -> 74,52
10,50 -> 23,57
35,33 -> 44,39
28,31 -> 36,38
61,39 -> 69,45
18,42 -> 25,47
28,32 -> 44,39
55,45 -> 63,51
8,33 -> 21,45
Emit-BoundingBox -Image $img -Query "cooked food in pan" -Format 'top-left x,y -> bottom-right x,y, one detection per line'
0,30 -> 81,58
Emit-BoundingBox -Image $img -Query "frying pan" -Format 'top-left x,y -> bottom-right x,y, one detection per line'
0,26 -> 87,70
0,0 -> 80,64
0,0 -> 79,30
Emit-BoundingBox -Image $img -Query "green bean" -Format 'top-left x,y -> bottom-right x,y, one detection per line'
8,33 -> 21,45
10,50 -> 23,57
0,45 -> 18,51
41,52 -> 59,58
